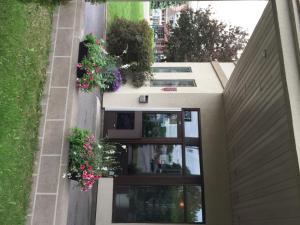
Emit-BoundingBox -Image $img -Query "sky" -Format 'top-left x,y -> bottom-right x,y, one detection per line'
189,1 -> 268,37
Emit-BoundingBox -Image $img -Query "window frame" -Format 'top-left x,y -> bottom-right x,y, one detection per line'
152,66 -> 192,73
150,79 -> 197,87
106,109 -> 205,224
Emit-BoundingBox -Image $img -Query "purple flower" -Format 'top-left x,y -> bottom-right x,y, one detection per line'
110,69 -> 122,92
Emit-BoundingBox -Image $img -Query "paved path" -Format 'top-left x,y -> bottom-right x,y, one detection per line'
66,2 -> 106,225
85,2 -> 106,38
27,1 -> 107,224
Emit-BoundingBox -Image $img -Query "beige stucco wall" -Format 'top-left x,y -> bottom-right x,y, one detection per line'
116,62 -> 227,94
98,93 -> 232,225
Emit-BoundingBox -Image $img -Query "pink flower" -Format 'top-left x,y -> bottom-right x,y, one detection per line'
86,70 -> 91,75
87,165 -> 92,171
95,175 -> 101,180
95,67 -> 101,73
83,143 -> 92,151
77,63 -> 82,68
96,39 -> 100,45
86,135 -> 95,143
88,150 -> 93,156
81,187 -> 88,192
82,170 -> 88,179
80,164 -> 85,170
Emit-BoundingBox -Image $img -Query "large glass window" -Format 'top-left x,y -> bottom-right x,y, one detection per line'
113,185 -> 203,223
186,186 -> 203,223
152,67 -> 192,73
150,79 -> 196,87
127,145 -> 182,175
184,111 -> 199,137
185,146 -> 201,175
143,113 -> 178,138
109,109 -> 204,224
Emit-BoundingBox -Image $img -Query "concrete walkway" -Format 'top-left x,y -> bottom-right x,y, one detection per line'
66,3 -> 106,225
27,0 -> 85,224
27,0 -> 107,224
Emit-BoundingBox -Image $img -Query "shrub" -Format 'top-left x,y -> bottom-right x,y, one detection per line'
67,127 -> 122,191
106,19 -> 154,86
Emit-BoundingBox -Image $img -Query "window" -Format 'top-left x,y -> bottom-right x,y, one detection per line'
114,185 -> 185,223
185,146 -> 201,175
151,79 -> 196,87
152,67 -> 192,73
143,113 -> 178,138
106,109 -> 204,224
184,111 -> 199,137
116,112 -> 134,129
127,144 -> 182,175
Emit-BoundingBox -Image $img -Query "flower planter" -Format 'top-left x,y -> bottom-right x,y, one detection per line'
68,172 -> 80,181
77,41 -> 89,78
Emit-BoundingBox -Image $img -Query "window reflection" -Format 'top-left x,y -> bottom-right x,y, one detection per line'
114,185 -> 185,223
128,145 -> 182,175
185,146 -> 201,175
186,185 -> 203,223
184,111 -> 199,137
143,113 -> 178,138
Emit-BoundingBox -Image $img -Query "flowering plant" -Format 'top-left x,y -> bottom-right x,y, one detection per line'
67,127 -> 121,191
76,34 -> 122,92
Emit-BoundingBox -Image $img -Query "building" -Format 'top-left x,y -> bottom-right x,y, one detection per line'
96,1 -> 300,225
150,4 -> 188,62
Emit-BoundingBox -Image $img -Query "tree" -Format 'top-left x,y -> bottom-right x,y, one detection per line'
151,0 -> 185,9
106,19 -> 154,87
166,7 -> 248,62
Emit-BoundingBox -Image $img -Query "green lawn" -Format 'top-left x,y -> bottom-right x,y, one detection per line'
107,1 -> 144,25
0,1 -> 53,224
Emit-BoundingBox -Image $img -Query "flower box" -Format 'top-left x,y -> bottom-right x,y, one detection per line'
76,41 -> 89,78
67,127 -> 122,191
75,34 -> 122,92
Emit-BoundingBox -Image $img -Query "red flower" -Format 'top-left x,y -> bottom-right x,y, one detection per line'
87,165 -> 92,171
80,164 -> 85,170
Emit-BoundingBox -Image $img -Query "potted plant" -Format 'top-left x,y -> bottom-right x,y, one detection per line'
76,34 -> 122,92
67,127 -> 121,191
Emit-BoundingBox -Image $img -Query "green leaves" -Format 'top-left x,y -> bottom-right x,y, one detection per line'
166,7 -> 248,62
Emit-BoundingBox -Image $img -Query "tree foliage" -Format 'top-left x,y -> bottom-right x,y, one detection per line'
166,7 -> 248,62
106,19 -> 154,87
151,0 -> 185,9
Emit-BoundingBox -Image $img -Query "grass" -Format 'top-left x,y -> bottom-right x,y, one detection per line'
0,0 -> 53,224
107,1 -> 144,25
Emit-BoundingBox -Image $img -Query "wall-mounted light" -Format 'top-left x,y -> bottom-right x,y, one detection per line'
139,95 -> 148,104
262,49 -> 268,58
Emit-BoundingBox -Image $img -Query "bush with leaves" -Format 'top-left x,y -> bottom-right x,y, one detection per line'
151,0 -> 185,9
106,19 -> 154,87
166,7 -> 248,62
